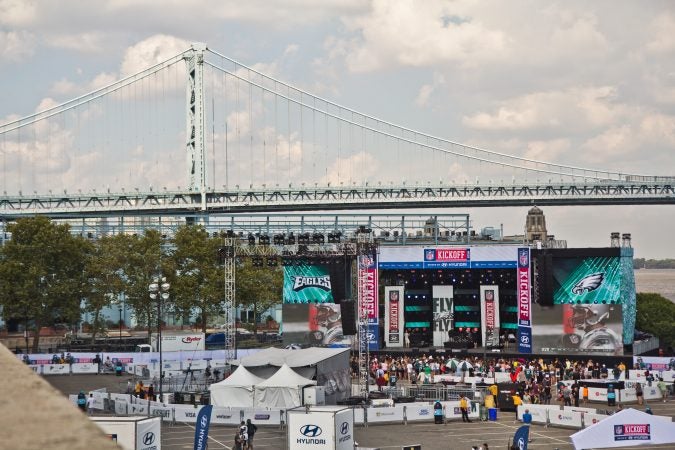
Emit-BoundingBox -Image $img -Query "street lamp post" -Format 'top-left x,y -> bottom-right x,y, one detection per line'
149,276 -> 170,400
118,304 -> 123,345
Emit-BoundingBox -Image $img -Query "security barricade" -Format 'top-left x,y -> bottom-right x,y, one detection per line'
71,362 -> 99,374
28,364 -> 42,374
564,406 -> 596,415
211,407 -> 243,425
129,403 -> 148,415
583,412 -> 608,427
353,406 -> 365,425
517,404 -> 552,425
548,410 -> 583,428
367,406 -> 404,424
405,404 -> 435,422
173,404 -> 200,422
42,363 -> 70,375
115,399 -> 129,415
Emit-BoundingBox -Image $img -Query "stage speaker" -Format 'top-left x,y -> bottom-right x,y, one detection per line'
340,300 -> 357,335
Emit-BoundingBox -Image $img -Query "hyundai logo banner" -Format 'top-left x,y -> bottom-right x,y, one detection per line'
193,405 -> 213,450
518,326 -> 532,354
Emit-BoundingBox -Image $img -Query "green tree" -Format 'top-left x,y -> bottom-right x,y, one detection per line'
117,229 -> 170,341
236,259 -> 283,337
81,235 -> 129,343
0,217 -> 87,352
636,292 -> 675,349
171,225 -> 224,332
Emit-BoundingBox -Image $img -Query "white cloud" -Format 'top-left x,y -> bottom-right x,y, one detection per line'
46,32 -> 104,53
0,30 -> 35,61
120,34 -> 190,76
0,0 -> 37,27
646,13 -> 675,54
462,86 -> 623,132
415,72 -> 446,108
339,0 -> 509,73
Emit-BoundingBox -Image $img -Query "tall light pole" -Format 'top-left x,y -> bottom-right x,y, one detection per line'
149,276 -> 170,400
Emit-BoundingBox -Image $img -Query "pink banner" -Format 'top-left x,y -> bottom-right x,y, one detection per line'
359,255 -> 378,323
518,248 -> 531,326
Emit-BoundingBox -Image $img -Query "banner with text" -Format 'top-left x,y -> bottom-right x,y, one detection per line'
385,286 -> 404,348
358,255 -> 379,323
432,285 -> 454,347
480,285 -> 500,347
517,247 -> 532,354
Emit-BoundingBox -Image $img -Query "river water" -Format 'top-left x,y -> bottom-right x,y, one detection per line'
634,269 -> 675,302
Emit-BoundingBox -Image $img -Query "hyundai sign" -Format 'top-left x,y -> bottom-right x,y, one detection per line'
287,407 -> 354,450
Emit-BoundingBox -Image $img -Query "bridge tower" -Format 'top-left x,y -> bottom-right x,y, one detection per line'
184,42 -> 207,194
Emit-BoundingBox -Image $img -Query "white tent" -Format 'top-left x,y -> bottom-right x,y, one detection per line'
208,365 -> 265,407
571,408 -> 675,449
254,363 -> 316,408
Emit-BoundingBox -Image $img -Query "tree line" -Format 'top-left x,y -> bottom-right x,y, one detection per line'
0,217 -> 282,352
633,258 -> 675,269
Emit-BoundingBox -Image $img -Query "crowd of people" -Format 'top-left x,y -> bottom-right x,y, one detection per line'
353,353 -> 675,406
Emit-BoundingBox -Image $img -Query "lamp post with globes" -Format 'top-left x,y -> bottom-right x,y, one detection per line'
149,276 -> 170,399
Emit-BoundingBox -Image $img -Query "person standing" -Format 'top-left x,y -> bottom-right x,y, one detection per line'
246,418 -> 258,450
239,421 -> 248,449
93,354 -> 101,374
77,391 -> 87,412
86,393 -> 95,416
522,409 -> 533,443
635,382 -> 644,405
460,395 -> 472,423
657,378 -> 668,402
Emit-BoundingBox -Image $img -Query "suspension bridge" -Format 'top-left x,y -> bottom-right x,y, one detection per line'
0,42 -> 673,220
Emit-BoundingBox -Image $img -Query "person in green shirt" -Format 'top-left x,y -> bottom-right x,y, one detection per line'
657,378 -> 668,402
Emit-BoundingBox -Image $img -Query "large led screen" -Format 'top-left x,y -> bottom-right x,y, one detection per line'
283,262 -> 347,303
281,303 -> 351,348
552,256 -> 622,304
531,303 -> 623,355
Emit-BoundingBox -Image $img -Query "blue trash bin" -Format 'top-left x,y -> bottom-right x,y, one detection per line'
488,408 -> 497,421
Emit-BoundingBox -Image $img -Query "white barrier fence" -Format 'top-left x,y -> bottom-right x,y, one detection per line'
516,404 -> 672,430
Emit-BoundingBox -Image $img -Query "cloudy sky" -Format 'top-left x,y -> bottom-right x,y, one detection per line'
1,0 -> 674,258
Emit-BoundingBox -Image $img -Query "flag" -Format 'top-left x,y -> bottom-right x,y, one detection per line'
194,405 -> 213,450
512,425 -> 530,450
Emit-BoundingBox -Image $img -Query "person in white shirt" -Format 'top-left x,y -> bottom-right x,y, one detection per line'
86,394 -> 95,416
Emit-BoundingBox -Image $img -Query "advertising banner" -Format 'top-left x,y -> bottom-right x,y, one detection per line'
136,417 -> 161,450
480,285 -> 500,348
385,286 -> 404,348
282,304 -> 350,347
367,323 -> 379,351
378,245 -> 521,269
334,409 -> 354,450
287,409 -> 340,450
432,285 -> 454,347
358,255 -> 378,323
553,257 -> 622,305
193,405 -> 213,450
423,248 -> 470,269
517,247 -> 532,354
42,364 -> 70,375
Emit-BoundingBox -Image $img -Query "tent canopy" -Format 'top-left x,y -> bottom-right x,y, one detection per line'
209,365 -> 266,407
254,363 -> 316,408
237,347 -> 349,368
570,408 -> 675,449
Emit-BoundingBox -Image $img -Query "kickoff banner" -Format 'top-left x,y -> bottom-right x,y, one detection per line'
358,254 -> 379,323
517,247 -> 532,354
432,285 -> 454,347
194,405 -> 213,450
480,285 -> 500,347
385,286 -> 404,348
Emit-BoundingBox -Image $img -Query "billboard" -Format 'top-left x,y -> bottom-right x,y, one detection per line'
552,256 -> 622,304
384,286 -> 404,348
357,255 -> 378,323
282,304 -> 351,347
432,285 -> 454,347
379,245 -> 521,269
517,247 -> 532,354
531,303 -> 623,355
283,262 -> 347,303
480,285 -> 500,348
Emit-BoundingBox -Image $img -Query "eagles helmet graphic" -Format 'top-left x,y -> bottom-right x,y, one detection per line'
571,272 -> 604,295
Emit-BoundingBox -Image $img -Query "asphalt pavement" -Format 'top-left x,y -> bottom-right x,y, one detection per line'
45,374 -> 675,450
